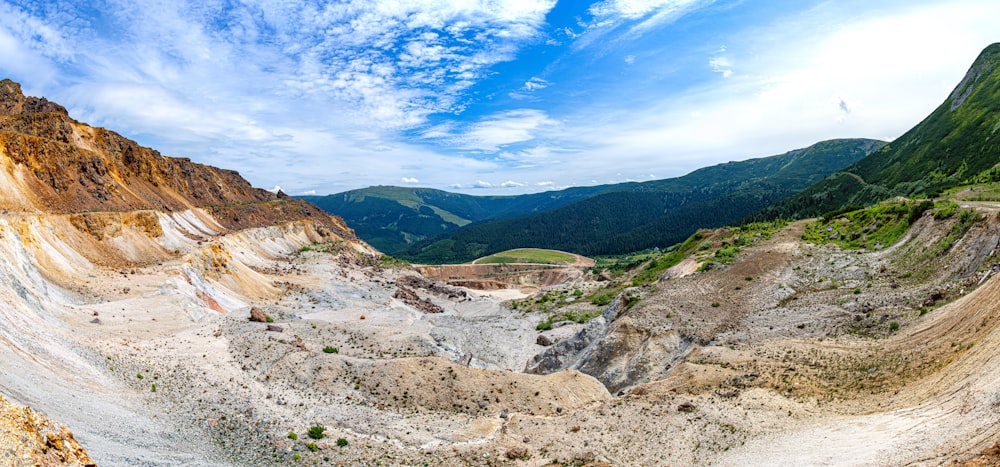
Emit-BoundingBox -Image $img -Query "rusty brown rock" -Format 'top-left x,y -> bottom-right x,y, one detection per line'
0,393 -> 95,466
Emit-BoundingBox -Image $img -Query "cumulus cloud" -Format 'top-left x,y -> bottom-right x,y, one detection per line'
401,177 -> 420,183
501,180 -> 525,187
472,180 -> 494,188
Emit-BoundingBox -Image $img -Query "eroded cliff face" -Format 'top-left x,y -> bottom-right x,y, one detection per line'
0,80 -> 377,464
0,79 -> 323,222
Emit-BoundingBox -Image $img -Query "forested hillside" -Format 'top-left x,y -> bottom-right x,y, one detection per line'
400,138 -> 884,263
300,184 -> 611,254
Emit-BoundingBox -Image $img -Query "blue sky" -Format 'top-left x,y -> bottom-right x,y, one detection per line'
0,0 -> 997,195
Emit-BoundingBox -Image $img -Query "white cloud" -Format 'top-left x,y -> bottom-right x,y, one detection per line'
301,189 -> 317,195
459,109 -> 558,151
472,180 -> 493,188
501,180 -> 525,187
523,77 -> 550,91
401,177 -> 420,183
536,181 -> 554,187
709,56 -> 732,78
589,0 -> 706,19
624,54 -> 636,64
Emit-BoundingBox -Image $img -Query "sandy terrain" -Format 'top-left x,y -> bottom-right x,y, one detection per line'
2,204 -> 1000,465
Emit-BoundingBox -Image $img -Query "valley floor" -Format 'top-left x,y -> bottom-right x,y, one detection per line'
3,204 -> 1000,465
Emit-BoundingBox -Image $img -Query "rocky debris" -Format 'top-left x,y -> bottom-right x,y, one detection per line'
249,307 -> 268,323
677,401 -> 697,413
0,394 -> 95,466
266,324 -> 284,332
526,294 -> 628,376
536,334 -> 555,346
950,441 -> 1000,466
396,275 -> 467,300
393,285 -> 443,313
924,290 -> 946,307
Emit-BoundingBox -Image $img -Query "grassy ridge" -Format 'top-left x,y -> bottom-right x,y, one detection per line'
475,248 -> 577,265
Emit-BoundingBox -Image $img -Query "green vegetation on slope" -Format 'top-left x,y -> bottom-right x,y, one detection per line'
300,185 -> 610,254
762,43 -> 1000,220
474,248 -> 577,265
400,138 -> 883,263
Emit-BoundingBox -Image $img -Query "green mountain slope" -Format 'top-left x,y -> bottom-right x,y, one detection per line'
763,43 -> 1000,219
399,138 -> 884,263
300,184 -> 611,254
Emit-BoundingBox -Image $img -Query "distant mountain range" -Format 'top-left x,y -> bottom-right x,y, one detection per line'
396,138 -> 883,262
299,184 -> 612,254
308,42 -> 1000,264
306,138 -> 883,262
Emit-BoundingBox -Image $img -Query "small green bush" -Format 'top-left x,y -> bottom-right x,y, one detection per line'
293,453 -> 301,461
889,321 -> 900,331
288,431 -> 298,440
322,346 -> 338,354
336,438 -> 348,447
306,442 -> 319,452
711,302 -> 720,308
307,424 -> 326,440
265,315 -> 274,323
535,318 -> 553,331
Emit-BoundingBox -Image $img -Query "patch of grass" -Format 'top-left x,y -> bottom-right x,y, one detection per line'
322,346 -> 339,354
476,248 -> 578,265
336,438 -> 348,447
802,198 -> 936,250
307,424 -> 326,440
288,431 -> 298,441
937,208 -> 979,255
306,442 -> 319,452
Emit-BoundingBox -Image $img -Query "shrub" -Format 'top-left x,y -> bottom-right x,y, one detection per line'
265,315 -> 274,323
711,302 -> 720,308
322,346 -> 338,354
336,438 -> 348,447
293,453 -> 301,461
889,321 -> 900,331
306,442 -> 319,452
307,424 -> 326,440
288,431 -> 298,440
